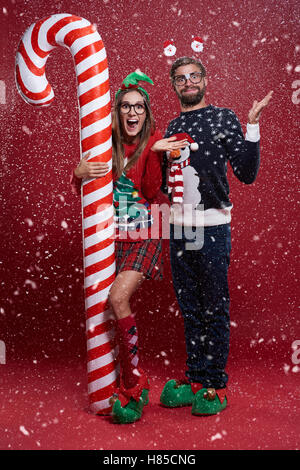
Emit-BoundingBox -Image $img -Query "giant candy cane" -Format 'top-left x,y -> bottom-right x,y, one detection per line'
15,13 -> 118,414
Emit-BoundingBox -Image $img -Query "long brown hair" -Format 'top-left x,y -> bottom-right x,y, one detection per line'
112,88 -> 156,179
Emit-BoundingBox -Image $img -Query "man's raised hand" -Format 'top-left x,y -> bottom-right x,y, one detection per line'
248,90 -> 273,124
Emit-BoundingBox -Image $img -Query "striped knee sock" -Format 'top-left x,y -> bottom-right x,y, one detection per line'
117,314 -> 139,389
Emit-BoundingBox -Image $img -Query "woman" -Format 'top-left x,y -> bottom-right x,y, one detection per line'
71,71 -> 186,423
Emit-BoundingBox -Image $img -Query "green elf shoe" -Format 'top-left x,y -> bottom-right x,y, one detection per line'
160,379 -> 197,407
192,388 -> 227,416
110,374 -> 150,424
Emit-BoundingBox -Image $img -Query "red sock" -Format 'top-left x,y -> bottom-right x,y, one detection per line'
117,315 -> 139,389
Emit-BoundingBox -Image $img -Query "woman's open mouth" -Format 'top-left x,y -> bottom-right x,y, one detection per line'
126,119 -> 139,130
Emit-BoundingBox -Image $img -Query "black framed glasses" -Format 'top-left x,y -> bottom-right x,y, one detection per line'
119,102 -> 146,115
173,72 -> 203,86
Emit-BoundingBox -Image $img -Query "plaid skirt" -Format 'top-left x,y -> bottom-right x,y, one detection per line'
115,239 -> 163,280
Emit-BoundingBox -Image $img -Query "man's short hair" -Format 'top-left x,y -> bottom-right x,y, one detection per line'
170,57 -> 207,82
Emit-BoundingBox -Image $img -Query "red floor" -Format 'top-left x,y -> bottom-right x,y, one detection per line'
0,356 -> 299,450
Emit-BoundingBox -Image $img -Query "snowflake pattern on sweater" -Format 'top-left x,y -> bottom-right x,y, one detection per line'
162,104 -> 260,226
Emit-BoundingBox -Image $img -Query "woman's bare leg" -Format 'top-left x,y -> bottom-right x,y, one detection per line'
109,270 -> 145,319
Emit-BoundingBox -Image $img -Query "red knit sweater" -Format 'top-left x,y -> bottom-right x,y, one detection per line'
70,129 -> 163,242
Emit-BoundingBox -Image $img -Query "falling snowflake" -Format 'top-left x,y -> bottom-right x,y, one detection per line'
19,426 -> 30,436
61,220 -> 68,229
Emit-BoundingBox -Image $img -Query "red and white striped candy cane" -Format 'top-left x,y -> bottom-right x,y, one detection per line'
15,13 -> 118,415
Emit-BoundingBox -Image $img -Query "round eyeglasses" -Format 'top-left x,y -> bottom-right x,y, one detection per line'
119,102 -> 146,115
173,72 -> 203,86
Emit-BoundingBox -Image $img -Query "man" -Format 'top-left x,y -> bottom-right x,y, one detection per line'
160,57 -> 273,415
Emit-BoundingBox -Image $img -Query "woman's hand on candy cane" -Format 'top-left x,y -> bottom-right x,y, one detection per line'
74,152 -> 109,179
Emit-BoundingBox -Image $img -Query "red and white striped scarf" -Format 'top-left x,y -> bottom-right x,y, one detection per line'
168,158 -> 190,203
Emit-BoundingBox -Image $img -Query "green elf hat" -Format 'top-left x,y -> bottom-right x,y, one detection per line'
115,70 -> 154,101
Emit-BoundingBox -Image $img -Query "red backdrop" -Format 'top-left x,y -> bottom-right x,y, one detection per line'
1,0 -> 299,373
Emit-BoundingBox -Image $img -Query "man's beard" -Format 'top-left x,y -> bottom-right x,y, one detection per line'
177,84 -> 206,108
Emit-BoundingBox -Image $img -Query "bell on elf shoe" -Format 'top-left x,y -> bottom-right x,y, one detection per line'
109,371 -> 150,424
160,378 -> 201,407
191,387 -> 228,415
